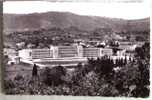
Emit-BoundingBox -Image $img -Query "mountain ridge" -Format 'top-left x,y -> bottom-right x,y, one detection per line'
3,11 -> 150,34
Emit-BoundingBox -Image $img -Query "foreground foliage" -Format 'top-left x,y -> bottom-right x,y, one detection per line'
4,43 -> 150,97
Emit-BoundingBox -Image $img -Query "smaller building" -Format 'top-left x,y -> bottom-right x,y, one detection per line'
4,48 -> 18,58
16,42 -> 25,49
87,40 -> 100,46
74,39 -> 85,43
119,44 -> 136,51
100,48 -> 113,56
7,56 -> 20,65
118,41 -> 133,45
27,43 -> 35,48
4,48 -> 20,65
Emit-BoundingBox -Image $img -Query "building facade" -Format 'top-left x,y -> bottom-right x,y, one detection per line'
19,45 -> 114,60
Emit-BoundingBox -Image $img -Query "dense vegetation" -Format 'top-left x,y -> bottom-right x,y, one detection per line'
4,27 -> 150,49
4,42 -> 150,97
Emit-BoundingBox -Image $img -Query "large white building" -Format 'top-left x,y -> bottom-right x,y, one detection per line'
18,45 -> 134,67
19,45 -> 113,60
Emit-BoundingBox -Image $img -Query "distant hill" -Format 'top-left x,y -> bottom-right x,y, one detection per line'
3,12 -> 150,34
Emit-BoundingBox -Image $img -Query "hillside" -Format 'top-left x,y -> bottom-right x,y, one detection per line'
3,12 -> 150,34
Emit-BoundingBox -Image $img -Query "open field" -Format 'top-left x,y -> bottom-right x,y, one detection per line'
4,63 -> 34,80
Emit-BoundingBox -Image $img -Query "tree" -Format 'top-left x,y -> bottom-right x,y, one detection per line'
135,42 -> 150,60
135,47 -> 144,59
42,66 -> 67,86
32,64 -> 38,77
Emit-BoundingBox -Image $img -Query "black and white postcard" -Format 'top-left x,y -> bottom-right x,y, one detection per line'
1,0 -> 150,98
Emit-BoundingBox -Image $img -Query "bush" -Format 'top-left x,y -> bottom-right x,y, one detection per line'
4,79 -> 15,90
131,87 -> 149,97
42,66 -> 67,86
14,74 -> 24,81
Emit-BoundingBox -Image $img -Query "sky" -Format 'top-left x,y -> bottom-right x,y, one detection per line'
3,1 -> 150,19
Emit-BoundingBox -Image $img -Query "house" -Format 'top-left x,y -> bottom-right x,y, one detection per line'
118,41 -> 136,51
7,56 -> 20,65
3,48 -> 18,58
16,42 -> 25,49
119,45 -> 136,51
87,40 -> 100,47
96,41 -> 106,48
118,41 -> 133,45
4,48 -> 20,64
74,39 -> 85,43
27,43 -> 35,48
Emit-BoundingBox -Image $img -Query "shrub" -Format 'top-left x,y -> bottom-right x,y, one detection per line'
42,66 -> 67,86
14,74 -> 24,81
4,79 -> 15,90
